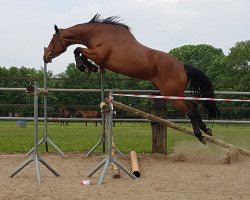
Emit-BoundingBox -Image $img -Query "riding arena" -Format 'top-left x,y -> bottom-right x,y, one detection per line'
1,14 -> 250,199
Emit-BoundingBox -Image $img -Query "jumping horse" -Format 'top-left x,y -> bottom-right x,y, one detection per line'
43,14 -> 219,144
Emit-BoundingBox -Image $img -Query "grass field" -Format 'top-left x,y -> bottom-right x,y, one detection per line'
0,121 -> 249,154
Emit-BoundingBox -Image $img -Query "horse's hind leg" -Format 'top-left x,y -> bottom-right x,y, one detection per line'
196,114 -> 212,136
186,109 -> 206,144
171,99 -> 206,145
188,101 -> 212,136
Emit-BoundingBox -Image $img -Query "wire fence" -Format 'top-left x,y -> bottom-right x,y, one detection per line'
0,87 -> 249,123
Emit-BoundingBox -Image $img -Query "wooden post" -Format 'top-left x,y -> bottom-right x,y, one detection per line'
151,98 -> 167,154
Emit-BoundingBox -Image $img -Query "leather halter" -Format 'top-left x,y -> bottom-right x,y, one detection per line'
48,33 -> 67,58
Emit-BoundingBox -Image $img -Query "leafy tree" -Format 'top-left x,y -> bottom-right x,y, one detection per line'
169,43 -> 249,118
217,41 -> 250,118
0,66 -> 44,116
169,44 -> 225,78
227,40 -> 250,90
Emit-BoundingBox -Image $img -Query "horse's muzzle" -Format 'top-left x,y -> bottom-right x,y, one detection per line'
43,54 -> 52,63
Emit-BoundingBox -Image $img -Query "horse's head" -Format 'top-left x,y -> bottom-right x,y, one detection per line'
75,110 -> 81,118
43,25 -> 68,63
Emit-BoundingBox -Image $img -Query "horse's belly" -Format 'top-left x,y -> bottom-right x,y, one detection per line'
104,50 -> 156,80
106,63 -> 153,79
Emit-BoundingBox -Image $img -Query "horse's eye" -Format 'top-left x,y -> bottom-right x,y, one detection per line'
51,37 -> 57,42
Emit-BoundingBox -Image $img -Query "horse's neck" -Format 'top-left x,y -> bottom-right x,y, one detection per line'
64,24 -> 131,47
64,24 -> 96,46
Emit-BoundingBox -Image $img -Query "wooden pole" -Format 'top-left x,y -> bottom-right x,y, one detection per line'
100,102 -> 120,178
112,100 -> 250,157
130,151 -> 140,178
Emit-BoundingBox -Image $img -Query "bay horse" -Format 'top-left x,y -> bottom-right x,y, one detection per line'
43,14 -> 219,144
59,108 -> 70,126
75,110 -> 99,126
75,110 -> 99,118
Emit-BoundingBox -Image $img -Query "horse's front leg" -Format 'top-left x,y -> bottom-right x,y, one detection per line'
74,47 -> 101,73
74,47 -> 87,72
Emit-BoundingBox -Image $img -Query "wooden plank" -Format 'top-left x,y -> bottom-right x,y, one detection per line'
112,100 -> 250,157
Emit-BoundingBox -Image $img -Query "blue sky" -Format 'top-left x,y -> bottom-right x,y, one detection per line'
0,0 -> 249,74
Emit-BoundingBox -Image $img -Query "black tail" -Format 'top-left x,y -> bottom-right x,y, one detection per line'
184,64 -> 220,119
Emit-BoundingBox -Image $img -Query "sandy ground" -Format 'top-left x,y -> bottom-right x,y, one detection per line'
0,144 -> 250,200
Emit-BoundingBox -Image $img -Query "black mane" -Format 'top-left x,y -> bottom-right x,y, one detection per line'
88,14 -> 131,30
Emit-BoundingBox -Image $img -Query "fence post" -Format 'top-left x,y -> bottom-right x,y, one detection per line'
151,98 -> 167,154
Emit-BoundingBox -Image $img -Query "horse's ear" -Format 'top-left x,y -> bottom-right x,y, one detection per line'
54,25 -> 59,34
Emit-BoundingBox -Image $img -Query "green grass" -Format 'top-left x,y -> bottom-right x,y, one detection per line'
0,121 -> 249,154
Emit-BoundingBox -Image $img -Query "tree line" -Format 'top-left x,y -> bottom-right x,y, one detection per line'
0,41 -> 249,119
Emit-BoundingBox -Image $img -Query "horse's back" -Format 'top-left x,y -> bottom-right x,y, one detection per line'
82,111 -> 98,118
87,24 -> 188,93
98,27 -> 186,83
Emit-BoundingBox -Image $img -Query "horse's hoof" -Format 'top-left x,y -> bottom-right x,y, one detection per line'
197,136 -> 206,145
206,128 -> 213,136
74,47 -> 82,55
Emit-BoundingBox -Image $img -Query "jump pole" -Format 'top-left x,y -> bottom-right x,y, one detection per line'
98,102 -> 121,178
10,81 -> 60,184
42,51 -> 65,155
85,72 -> 107,156
130,151 -> 140,178
87,93 -> 137,185
27,47 -> 65,156
111,100 -> 250,157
